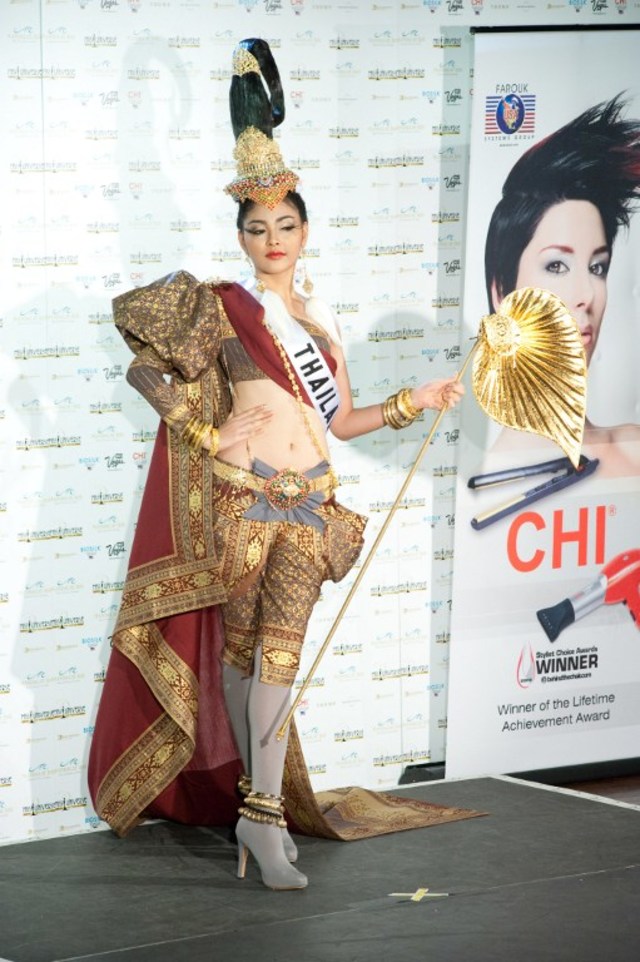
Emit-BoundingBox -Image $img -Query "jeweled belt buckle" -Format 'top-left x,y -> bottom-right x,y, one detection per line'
263,468 -> 312,511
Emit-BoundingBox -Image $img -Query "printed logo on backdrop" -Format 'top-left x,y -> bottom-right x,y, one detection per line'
330,36 -> 359,51
368,67 -> 425,82
21,704 -> 86,724
370,30 -> 426,47
432,123 -> 461,136
374,749 -> 429,768
567,0 -> 587,10
23,795 -> 88,818
433,35 -> 461,49
485,90 -> 536,141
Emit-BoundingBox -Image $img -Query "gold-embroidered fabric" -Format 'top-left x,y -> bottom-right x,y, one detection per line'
210,475 -> 366,686
113,368 -> 230,636
95,712 -> 194,838
114,271 -> 228,383
221,317 -> 330,385
282,724 -> 485,840
117,623 -> 199,742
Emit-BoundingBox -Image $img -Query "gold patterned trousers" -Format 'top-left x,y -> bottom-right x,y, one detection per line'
212,472 -> 366,686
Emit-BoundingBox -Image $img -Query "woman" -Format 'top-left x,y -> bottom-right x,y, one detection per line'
88,39 -> 464,891
484,96 -> 640,475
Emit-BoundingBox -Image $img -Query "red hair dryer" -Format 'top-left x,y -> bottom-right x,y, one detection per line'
537,549 -> 640,642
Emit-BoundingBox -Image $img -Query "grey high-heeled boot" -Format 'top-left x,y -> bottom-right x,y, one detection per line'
236,793 -> 307,890
232,646 -> 307,890
223,661 -> 299,863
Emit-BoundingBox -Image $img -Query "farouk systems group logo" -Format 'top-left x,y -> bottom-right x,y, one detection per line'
484,89 -> 536,141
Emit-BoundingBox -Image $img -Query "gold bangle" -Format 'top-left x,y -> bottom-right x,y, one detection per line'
207,427 -> 220,458
181,415 -> 200,447
195,422 -> 210,450
383,394 -> 413,430
182,416 -> 214,453
385,396 -> 404,430
390,402 -> 408,429
396,387 -> 420,420
382,397 -> 397,429
181,414 -> 196,440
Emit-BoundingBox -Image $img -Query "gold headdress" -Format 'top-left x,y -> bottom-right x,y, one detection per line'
224,38 -> 299,210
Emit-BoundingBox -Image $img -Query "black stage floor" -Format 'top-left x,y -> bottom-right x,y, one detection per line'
2,776 -> 639,962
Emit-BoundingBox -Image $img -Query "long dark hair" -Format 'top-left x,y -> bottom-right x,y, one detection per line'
229,38 -> 284,141
484,96 -> 640,310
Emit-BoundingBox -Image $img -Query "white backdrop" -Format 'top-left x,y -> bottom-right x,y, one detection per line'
2,0 -> 638,844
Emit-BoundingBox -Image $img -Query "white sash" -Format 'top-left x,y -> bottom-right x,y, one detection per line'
244,282 -> 341,430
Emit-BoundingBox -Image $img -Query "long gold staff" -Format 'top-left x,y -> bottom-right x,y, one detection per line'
276,343 -> 479,740
277,288 -> 587,740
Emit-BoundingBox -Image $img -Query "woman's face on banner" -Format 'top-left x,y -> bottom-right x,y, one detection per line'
513,199 -> 610,365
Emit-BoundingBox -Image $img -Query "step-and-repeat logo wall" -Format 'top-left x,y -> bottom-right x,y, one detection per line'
1,0 -> 631,843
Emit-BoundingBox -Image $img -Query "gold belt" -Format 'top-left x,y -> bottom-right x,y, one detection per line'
212,459 -> 335,510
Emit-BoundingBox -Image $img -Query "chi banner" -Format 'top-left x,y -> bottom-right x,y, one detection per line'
446,29 -> 640,779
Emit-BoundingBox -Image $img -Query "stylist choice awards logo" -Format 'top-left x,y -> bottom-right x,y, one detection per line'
516,642 -> 600,688
485,89 -> 536,142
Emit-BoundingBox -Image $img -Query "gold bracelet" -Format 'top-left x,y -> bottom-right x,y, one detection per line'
195,422 -> 210,450
181,415 -> 199,446
182,416 -> 214,453
382,396 -> 403,430
188,423 -> 206,451
394,393 -> 413,423
382,393 -> 414,430
381,397 -> 397,429
207,427 -> 220,458
396,387 -> 421,420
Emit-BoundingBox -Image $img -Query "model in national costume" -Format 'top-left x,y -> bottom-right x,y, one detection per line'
88,38 -> 466,890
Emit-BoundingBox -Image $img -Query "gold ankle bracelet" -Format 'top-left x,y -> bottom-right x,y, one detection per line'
239,791 -> 287,828
237,773 -> 251,797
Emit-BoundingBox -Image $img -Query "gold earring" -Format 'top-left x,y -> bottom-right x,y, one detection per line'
301,249 -> 314,295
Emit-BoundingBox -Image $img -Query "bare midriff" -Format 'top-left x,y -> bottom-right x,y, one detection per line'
222,378 -> 331,472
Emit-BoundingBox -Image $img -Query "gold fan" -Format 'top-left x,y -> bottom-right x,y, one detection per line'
473,287 -> 587,467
